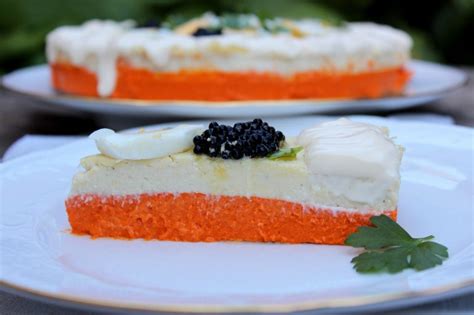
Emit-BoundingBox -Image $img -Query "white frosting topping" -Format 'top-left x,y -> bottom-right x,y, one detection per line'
46,20 -> 134,96
89,125 -> 204,160
297,118 -> 403,203
71,147 -> 400,212
118,22 -> 411,74
47,19 -> 412,97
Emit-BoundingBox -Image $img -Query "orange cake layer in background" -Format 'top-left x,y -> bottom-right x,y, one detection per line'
65,193 -> 397,245
51,62 -> 411,101
51,63 -> 98,97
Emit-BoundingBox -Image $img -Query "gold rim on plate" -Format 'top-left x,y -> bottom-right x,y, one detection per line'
1,278 -> 473,313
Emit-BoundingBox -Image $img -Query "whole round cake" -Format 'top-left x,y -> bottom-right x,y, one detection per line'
46,13 -> 413,101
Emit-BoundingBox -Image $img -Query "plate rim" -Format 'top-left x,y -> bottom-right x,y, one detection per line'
1,60 -> 468,109
1,279 -> 473,313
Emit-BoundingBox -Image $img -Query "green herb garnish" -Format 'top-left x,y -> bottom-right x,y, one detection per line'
268,146 -> 303,160
162,14 -> 188,29
263,19 -> 291,34
264,24 -> 290,34
345,215 -> 448,274
219,14 -> 259,30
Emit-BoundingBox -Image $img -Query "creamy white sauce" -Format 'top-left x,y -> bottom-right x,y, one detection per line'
46,19 -> 412,97
46,20 -> 134,96
118,22 -> 411,74
297,118 -> 403,203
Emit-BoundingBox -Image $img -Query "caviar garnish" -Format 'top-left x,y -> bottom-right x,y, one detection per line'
193,119 -> 285,159
192,27 -> 223,36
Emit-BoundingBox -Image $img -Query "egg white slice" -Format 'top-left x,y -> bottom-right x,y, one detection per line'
89,124 -> 204,160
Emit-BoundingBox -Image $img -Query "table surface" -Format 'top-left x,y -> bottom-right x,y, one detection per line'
0,68 -> 473,314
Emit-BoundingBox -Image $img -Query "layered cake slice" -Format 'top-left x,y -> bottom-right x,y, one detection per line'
47,13 -> 412,101
65,118 -> 403,244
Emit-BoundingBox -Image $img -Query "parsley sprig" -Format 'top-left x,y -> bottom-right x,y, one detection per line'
268,146 -> 303,161
219,14 -> 258,30
345,215 -> 448,274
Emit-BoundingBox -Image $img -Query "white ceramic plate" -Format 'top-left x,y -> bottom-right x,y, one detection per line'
1,116 -> 473,313
1,61 -> 467,118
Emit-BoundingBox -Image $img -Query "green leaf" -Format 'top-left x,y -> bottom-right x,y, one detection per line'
231,0 -> 343,21
219,14 -> 258,29
422,241 -> 449,258
162,14 -> 189,29
267,146 -> 303,161
345,215 -> 413,250
263,19 -> 290,34
410,241 -> 449,271
351,247 -> 411,274
345,215 -> 448,274
370,215 -> 414,244
350,251 -> 386,273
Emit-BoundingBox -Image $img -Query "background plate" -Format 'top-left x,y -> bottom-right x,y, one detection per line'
1,61 -> 467,118
0,116 -> 473,313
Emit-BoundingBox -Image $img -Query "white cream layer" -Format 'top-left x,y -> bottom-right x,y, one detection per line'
297,118 -> 403,204
70,149 -> 401,213
47,20 -> 412,97
118,23 -> 410,74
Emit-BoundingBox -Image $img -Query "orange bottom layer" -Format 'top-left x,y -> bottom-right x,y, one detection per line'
51,62 -> 411,101
51,63 -> 98,97
65,193 -> 397,245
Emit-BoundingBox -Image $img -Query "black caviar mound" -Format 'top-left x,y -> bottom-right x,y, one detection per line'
192,27 -> 223,36
193,119 -> 285,159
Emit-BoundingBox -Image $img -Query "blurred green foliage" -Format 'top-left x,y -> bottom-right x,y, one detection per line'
1,0 -> 473,74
